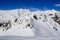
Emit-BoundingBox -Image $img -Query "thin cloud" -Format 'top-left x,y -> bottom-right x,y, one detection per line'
28,7 -> 40,11
42,7 -> 48,10
55,4 -> 60,7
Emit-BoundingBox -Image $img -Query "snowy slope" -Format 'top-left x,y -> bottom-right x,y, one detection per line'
0,9 -> 60,40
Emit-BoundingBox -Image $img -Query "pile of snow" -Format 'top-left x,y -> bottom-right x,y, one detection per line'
0,9 -> 60,38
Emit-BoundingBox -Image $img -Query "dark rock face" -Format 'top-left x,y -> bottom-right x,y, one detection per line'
14,18 -> 18,22
57,20 -> 60,25
51,13 -> 60,25
4,21 -> 11,30
0,21 -> 12,31
27,24 -> 30,26
26,23 -> 32,29
33,15 -> 38,20
0,23 -> 4,27
49,14 -> 53,16
51,14 -> 58,22
53,27 -> 58,31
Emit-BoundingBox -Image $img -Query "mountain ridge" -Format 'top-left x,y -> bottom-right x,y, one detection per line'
0,9 -> 60,38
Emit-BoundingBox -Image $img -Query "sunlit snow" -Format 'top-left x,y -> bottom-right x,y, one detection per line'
0,9 -> 60,40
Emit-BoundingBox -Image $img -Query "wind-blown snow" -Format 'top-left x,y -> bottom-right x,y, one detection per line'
0,9 -> 60,40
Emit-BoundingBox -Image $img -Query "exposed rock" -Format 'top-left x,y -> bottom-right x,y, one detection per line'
26,23 -> 32,29
14,18 -> 18,22
0,23 -> 4,27
49,14 -> 53,16
0,21 -> 12,31
53,27 -> 58,31
33,15 -> 38,20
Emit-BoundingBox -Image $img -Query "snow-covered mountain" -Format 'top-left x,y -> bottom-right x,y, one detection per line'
0,9 -> 60,39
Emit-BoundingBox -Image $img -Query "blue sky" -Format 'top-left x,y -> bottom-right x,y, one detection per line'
0,0 -> 60,11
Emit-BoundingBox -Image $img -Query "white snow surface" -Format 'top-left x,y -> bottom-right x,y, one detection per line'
0,9 -> 60,40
